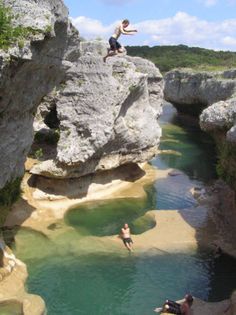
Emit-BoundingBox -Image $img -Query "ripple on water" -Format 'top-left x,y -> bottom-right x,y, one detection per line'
154,174 -> 199,210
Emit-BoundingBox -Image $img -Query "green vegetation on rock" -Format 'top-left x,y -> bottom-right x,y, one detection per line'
126,45 -> 236,72
216,141 -> 236,191
0,1 -> 27,49
0,177 -> 22,226
0,1 -> 46,49
34,129 -> 60,145
0,178 -> 22,207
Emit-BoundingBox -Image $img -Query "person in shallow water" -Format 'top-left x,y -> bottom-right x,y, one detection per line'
120,223 -> 133,251
155,294 -> 193,314
103,19 -> 137,62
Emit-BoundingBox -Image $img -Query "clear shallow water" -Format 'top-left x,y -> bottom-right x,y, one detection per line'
153,104 -> 217,182
12,104 -> 236,315
0,303 -> 22,315
151,103 -> 217,210
65,198 -> 156,237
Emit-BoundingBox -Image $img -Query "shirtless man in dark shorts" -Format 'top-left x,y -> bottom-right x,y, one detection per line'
120,223 -> 133,251
103,19 -> 137,62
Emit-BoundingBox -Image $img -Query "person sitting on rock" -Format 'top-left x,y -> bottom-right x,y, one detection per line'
103,19 -> 137,62
120,223 -> 133,251
155,294 -> 193,314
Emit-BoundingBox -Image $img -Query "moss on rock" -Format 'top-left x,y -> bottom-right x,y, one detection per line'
0,178 -> 22,227
216,141 -> 236,191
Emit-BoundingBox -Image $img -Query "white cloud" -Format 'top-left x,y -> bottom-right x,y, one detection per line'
71,16 -> 115,38
71,12 -> 236,51
222,36 -> 236,46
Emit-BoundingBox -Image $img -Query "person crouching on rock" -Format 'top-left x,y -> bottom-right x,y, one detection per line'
103,19 -> 137,62
161,294 -> 193,315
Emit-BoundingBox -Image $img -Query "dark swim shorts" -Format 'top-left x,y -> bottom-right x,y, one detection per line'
163,300 -> 182,314
109,37 -> 122,51
123,237 -> 133,245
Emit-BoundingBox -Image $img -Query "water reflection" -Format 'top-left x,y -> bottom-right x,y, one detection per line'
153,103 -> 217,182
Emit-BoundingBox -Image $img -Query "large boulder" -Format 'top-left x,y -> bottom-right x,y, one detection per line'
200,98 -> 236,144
164,69 -> 236,115
31,41 -> 164,178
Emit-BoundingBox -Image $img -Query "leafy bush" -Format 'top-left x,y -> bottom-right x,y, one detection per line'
34,129 -> 60,145
216,142 -> 236,190
0,1 -> 42,49
34,148 -> 43,160
0,177 -> 22,206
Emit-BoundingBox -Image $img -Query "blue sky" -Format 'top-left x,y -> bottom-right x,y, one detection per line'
64,0 -> 236,51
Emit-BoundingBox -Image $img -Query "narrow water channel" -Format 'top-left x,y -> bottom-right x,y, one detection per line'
10,104 -> 236,315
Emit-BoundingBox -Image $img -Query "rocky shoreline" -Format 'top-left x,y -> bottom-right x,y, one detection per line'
1,160 -> 235,315
0,0 -> 235,313
164,68 -> 236,261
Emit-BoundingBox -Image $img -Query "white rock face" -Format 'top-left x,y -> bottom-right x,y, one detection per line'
0,0 -> 80,189
0,0 -> 164,185
164,69 -> 236,114
200,98 -> 236,144
31,41 -> 164,178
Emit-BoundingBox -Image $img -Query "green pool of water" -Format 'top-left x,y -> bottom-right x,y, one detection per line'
25,251 -> 212,315
11,103 -> 236,315
65,198 -> 156,237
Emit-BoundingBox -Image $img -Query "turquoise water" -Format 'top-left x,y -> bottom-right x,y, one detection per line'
11,104 -> 236,315
26,252 -> 212,315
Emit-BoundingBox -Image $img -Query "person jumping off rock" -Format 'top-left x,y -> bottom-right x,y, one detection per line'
103,19 -> 137,62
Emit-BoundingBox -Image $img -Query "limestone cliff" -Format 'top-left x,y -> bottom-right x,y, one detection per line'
164,69 -> 236,189
30,42 -> 163,178
200,98 -> 236,195
0,1 -> 164,188
0,0 -> 80,190
164,69 -> 236,115
164,68 -> 236,255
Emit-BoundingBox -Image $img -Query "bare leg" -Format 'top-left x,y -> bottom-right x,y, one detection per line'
125,241 -> 133,252
118,46 -> 126,54
103,49 -> 118,62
